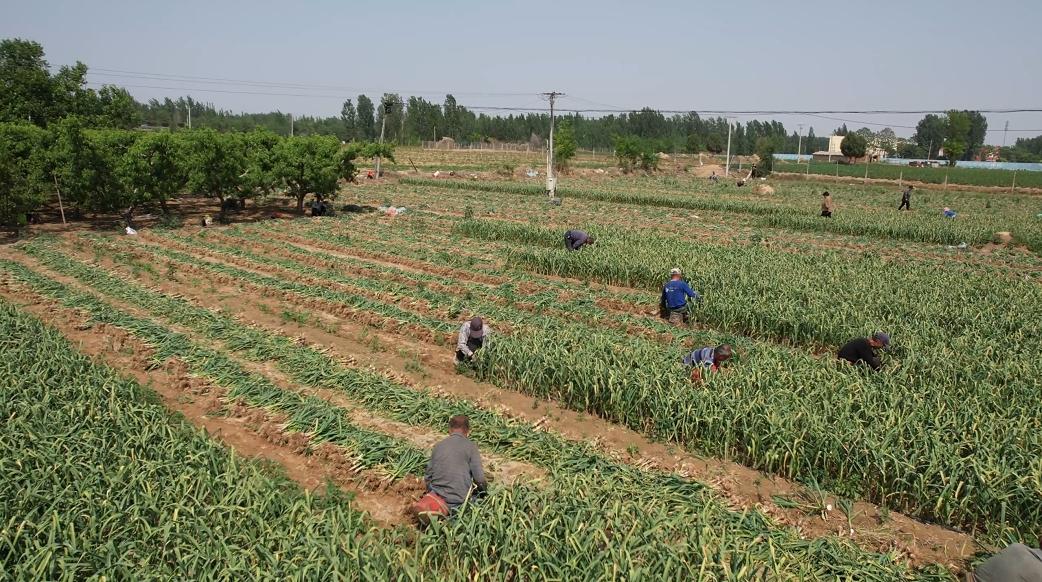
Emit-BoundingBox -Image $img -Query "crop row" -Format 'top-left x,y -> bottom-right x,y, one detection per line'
775,160 -> 1042,189
1,258 -> 428,481
402,177 -> 1042,250
4,240 -> 951,579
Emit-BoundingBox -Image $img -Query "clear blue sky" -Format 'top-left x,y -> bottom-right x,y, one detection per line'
3,0 -> 1041,144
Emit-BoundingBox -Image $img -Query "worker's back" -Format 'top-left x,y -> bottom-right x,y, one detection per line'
972,544 -> 1042,581
426,433 -> 484,507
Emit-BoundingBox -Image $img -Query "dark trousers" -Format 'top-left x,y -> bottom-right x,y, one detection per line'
898,200 -> 910,210
820,210 -> 832,218
455,336 -> 484,362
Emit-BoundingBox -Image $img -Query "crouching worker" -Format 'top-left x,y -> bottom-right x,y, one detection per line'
564,229 -> 595,251
660,268 -> 702,325
837,331 -> 890,371
684,344 -> 733,383
412,415 -> 487,525
456,316 -> 490,363
969,542 -> 1042,581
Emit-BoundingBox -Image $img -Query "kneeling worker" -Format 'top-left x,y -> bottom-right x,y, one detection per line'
564,229 -> 595,251
837,331 -> 890,371
456,316 -> 489,362
412,415 -> 487,524
660,268 -> 702,324
684,344 -> 733,383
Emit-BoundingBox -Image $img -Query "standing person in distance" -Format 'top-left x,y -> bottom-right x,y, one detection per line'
820,191 -> 835,218
898,185 -> 913,211
837,331 -> 891,371
660,268 -> 702,325
456,316 -> 490,363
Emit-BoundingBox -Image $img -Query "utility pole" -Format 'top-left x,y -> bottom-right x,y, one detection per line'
926,139 -> 932,161
796,124 -> 804,164
724,119 -> 733,177
541,91 -> 563,199
375,98 -> 391,178
187,103 -> 191,130
289,113 -> 294,137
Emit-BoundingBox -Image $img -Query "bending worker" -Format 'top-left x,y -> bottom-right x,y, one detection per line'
821,191 -> 834,218
564,229 -> 595,251
684,344 -> 733,383
412,415 -> 487,524
456,316 -> 490,363
660,268 -> 702,325
837,331 -> 890,371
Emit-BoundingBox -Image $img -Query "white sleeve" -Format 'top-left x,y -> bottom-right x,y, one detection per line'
457,324 -> 472,356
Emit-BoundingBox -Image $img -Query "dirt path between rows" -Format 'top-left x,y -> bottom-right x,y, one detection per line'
38,233 -> 983,571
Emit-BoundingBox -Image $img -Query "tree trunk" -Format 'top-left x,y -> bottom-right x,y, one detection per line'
159,198 -> 169,214
296,192 -> 306,213
123,205 -> 136,229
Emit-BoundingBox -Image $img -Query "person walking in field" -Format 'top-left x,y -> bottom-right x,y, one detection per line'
660,268 -> 702,325
456,316 -> 490,363
820,191 -> 834,218
898,185 -> 913,210
564,229 -> 595,251
837,331 -> 890,371
684,344 -> 733,383
411,415 -> 487,524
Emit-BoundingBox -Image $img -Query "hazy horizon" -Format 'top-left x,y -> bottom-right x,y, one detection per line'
3,0 -> 1041,145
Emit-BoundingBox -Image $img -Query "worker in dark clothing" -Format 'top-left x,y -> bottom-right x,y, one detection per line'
970,542 -> 1042,581
411,415 -> 487,524
837,331 -> 890,371
456,316 -> 489,363
898,185 -> 913,211
564,229 -> 595,251
660,268 -> 702,325
684,344 -> 733,383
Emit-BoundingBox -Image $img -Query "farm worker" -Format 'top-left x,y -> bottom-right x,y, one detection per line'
660,268 -> 702,325
683,344 -> 733,383
820,191 -> 834,218
837,331 -> 890,371
943,207 -> 957,219
898,185 -> 913,211
969,542 -> 1042,581
564,229 -> 595,251
412,415 -> 487,524
311,195 -> 327,217
709,171 -> 719,183
456,316 -> 490,363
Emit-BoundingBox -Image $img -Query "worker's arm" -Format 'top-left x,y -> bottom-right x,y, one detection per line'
684,282 -> 702,302
456,325 -> 472,357
470,446 -> 487,495
424,454 -> 434,491
867,354 -> 882,371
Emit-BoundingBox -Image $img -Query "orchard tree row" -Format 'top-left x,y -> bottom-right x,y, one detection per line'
0,118 -> 393,230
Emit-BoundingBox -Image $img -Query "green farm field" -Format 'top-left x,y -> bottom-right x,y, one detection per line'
3,155 -> 1040,579
774,159 -> 1042,190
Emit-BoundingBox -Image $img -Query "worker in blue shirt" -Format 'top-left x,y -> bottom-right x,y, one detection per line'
660,268 -> 702,325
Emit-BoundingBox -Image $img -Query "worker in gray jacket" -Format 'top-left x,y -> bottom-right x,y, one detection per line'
969,542 -> 1042,581
456,316 -> 490,362
412,415 -> 487,523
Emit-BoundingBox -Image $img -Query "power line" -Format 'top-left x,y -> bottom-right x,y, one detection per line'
81,67 -> 538,98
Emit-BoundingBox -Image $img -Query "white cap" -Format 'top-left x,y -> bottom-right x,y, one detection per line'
670,268 -> 682,276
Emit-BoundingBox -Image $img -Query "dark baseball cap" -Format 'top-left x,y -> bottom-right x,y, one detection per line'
872,331 -> 891,348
